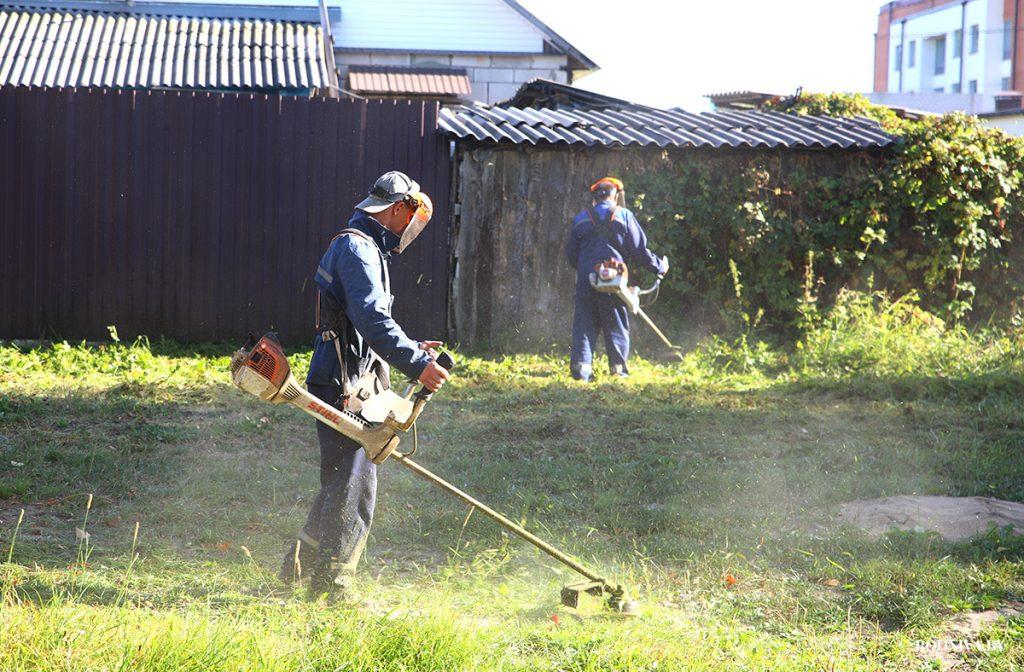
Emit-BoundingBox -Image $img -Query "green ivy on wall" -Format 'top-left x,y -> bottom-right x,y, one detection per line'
627,94 -> 1024,332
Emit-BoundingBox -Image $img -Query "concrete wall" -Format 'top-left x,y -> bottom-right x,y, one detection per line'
980,112 -> 1024,133
335,51 -> 569,103
452,146 -> 663,348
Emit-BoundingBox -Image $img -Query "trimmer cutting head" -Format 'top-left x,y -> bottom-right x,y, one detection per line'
561,581 -> 639,616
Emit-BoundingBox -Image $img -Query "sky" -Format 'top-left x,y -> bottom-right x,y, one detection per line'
517,0 -> 887,111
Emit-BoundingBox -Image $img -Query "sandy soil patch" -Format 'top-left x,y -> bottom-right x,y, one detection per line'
838,496 -> 1024,541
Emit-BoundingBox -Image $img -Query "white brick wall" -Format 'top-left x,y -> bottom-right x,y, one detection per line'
368,53 -> 413,66
513,68 -> 561,82
490,55 -> 534,68
486,82 -> 520,102
530,55 -> 565,69
450,54 -> 491,68
472,68 -> 515,83
335,52 -> 373,66
411,54 -> 452,67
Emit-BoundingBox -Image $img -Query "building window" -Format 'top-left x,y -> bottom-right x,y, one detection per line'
1002,76 -> 1012,91
970,24 -> 979,54
954,29 -> 963,58
894,44 -> 902,70
951,82 -> 962,93
909,40 -> 916,67
933,87 -> 944,93
969,79 -> 978,93
1005,19 -> 1014,60
934,36 -> 946,75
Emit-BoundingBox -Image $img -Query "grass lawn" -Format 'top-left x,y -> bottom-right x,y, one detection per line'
2,297 -> 1024,670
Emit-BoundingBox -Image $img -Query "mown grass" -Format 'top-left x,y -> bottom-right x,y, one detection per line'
2,292 -> 1024,670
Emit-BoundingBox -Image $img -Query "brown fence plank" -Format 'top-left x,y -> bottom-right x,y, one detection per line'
0,86 -> 451,344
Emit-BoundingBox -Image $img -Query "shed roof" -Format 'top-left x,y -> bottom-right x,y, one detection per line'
439,80 -> 896,150
0,4 -> 331,91
706,90 -> 784,110
347,65 -> 471,98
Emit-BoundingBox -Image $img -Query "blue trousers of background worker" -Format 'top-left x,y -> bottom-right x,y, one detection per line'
299,383 -> 376,572
570,290 -> 630,380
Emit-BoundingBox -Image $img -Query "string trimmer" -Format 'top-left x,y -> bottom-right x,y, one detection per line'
590,259 -> 684,360
229,333 -> 637,614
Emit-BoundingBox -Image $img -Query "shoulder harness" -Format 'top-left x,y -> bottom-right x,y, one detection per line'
314,228 -> 390,403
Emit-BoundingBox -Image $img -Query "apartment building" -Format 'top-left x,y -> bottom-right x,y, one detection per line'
873,0 -> 1024,113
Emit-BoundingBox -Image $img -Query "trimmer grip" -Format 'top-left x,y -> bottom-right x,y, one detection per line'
414,351 -> 456,401
435,351 -> 456,372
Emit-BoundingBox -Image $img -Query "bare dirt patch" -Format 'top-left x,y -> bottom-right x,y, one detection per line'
838,496 -> 1024,541
916,602 -> 1023,671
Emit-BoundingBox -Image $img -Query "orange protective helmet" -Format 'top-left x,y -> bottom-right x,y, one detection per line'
590,176 -> 624,193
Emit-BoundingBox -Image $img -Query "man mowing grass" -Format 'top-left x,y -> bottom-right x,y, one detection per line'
280,170 -> 451,600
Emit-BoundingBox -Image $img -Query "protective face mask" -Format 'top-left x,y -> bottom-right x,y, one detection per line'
392,192 -> 433,254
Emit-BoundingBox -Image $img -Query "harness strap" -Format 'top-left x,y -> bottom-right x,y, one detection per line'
315,228 -> 387,401
585,204 -> 618,244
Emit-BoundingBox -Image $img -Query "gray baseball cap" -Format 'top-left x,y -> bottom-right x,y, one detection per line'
356,170 -> 420,213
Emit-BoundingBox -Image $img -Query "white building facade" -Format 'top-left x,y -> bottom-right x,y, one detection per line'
873,0 -> 1024,113
331,0 -> 595,103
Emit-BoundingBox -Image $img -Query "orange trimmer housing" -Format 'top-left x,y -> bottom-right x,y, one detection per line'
229,332 -> 438,464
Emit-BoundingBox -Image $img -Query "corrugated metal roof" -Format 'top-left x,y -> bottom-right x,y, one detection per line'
347,65 -> 470,97
0,5 -> 330,90
440,81 -> 896,150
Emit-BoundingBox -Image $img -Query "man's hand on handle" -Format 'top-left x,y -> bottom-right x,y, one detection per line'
418,341 -> 449,392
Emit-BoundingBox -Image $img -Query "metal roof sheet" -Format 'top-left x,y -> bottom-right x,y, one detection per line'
0,5 -> 329,90
347,65 -> 470,97
439,82 -> 896,150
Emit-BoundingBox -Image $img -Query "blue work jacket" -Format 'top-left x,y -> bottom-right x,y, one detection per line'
306,210 -> 431,388
566,202 -> 668,296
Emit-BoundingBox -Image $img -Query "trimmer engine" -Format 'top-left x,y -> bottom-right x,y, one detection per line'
230,332 -> 444,464
588,259 -> 683,360
589,260 -> 641,314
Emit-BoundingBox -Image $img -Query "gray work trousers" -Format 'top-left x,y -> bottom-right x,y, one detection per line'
300,383 -> 377,571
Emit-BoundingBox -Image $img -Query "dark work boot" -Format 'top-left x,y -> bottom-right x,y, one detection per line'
278,537 -> 318,585
307,561 -> 357,603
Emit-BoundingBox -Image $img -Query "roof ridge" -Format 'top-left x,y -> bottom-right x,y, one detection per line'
0,2 -> 329,24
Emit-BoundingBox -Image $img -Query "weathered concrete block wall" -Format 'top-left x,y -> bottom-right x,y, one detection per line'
452,146 -> 666,348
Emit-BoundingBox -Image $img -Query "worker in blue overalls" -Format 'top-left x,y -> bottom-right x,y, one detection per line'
280,171 -> 451,600
566,177 -> 669,381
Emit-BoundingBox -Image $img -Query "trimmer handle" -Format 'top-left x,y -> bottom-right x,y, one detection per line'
413,351 -> 456,401
637,277 -> 661,296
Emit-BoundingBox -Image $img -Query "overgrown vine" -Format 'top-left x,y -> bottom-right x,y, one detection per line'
627,93 -> 1024,332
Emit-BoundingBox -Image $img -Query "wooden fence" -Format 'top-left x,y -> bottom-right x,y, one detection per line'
0,86 -> 452,344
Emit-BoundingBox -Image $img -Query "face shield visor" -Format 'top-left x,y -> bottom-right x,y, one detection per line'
393,191 -> 433,254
